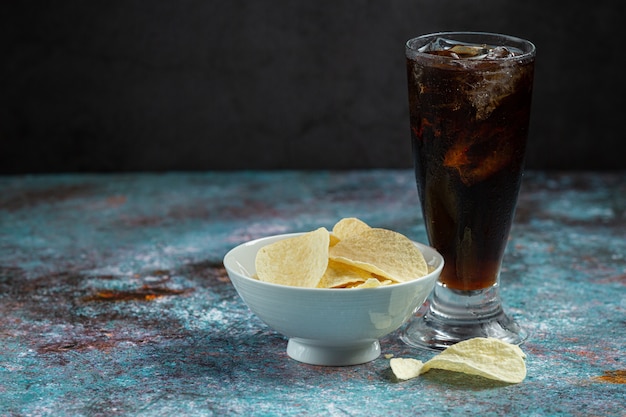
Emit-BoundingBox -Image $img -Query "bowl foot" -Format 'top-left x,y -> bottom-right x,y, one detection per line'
286,338 -> 380,366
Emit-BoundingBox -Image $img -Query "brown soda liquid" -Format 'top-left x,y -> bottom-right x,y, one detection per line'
407,48 -> 534,291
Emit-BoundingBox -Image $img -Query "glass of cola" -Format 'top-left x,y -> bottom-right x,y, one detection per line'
401,32 -> 535,350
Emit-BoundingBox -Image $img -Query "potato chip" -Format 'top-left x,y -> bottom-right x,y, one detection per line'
353,277 -> 389,288
317,260 -> 374,288
255,227 -> 329,288
421,337 -> 527,383
329,228 -> 428,283
332,217 -> 371,241
253,218 -> 430,289
390,337 -> 527,384
390,358 -> 425,380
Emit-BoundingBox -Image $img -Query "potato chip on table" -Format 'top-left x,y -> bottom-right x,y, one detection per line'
390,337 -> 527,384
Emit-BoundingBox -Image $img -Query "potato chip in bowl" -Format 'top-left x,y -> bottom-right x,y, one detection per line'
223,218 -> 444,366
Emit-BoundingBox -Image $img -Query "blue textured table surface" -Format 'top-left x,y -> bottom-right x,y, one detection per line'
1,170 -> 625,416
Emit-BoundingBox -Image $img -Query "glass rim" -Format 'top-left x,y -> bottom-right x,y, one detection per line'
406,31 -> 536,62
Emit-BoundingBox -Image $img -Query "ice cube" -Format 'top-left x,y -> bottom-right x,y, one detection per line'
419,38 -> 489,58
443,129 -> 515,186
486,46 -> 518,59
448,44 -> 490,58
417,37 -> 455,53
419,38 -> 522,59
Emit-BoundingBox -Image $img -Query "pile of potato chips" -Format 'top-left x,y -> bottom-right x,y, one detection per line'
390,337 -> 527,384
254,218 -> 429,288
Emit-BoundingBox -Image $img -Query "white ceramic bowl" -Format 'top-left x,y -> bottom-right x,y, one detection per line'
223,232 -> 443,366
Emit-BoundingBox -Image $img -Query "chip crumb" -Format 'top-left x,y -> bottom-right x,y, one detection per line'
390,358 -> 424,380
384,353 -> 394,359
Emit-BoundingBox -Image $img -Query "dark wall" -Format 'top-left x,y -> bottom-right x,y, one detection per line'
1,1 -> 624,174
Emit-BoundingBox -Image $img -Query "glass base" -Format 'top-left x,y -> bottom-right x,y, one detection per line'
401,281 -> 527,351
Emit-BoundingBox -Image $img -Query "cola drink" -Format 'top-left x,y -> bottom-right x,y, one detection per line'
407,33 -> 535,291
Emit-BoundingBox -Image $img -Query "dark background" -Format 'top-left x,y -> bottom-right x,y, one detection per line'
1,1 -> 624,174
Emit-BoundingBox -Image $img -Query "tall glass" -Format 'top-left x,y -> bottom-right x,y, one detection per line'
401,32 -> 535,350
